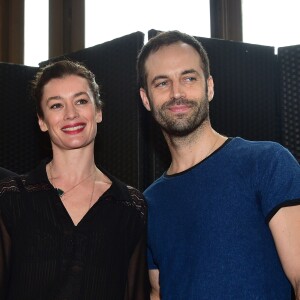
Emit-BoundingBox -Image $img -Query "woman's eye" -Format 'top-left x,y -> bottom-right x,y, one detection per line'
76,99 -> 88,105
50,103 -> 62,109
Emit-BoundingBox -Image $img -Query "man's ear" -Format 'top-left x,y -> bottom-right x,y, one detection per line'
95,109 -> 102,123
38,115 -> 48,132
207,76 -> 214,102
140,88 -> 152,111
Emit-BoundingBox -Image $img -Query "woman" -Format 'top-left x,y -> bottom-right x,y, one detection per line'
0,60 -> 149,300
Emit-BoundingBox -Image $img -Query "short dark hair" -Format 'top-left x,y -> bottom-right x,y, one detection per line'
137,30 -> 211,92
32,60 -> 103,118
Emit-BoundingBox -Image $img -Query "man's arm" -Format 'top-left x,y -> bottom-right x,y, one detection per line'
269,205 -> 300,299
149,269 -> 160,300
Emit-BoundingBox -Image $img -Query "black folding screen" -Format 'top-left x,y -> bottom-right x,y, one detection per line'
278,45 -> 300,162
146,29 -> 282,181
0,63 -> 40,174
0,30 -> 299,191
200,38 -> 280,141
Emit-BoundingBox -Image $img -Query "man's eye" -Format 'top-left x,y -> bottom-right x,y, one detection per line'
186,77 -> 196,82
155,81 -> 168,88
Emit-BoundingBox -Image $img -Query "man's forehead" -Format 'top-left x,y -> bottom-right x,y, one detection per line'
145,46 -> 202,78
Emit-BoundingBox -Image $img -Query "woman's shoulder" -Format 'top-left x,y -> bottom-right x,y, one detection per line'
0,168 -> 51,197
126,185 -> 147,206
0,167 -> 17,180
0,174 -> 23,196
125,185 -> 147,222
101,168 -> 146,205
110,178 -> 147,221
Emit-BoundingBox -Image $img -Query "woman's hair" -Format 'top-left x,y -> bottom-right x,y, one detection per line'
32,59 -> 104,118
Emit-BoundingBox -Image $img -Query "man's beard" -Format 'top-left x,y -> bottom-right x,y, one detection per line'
150,95 -> 209,137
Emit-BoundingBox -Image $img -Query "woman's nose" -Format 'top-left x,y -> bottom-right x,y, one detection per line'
64,104 -> 79,120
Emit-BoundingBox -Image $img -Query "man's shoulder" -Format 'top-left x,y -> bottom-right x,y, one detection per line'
229,137 -> 291,158
143,174 -> 168,203
228,138 -> 299,176
231,137 -> 283,150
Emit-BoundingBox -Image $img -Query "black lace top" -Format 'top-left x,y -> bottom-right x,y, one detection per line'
0,161 -> 149,300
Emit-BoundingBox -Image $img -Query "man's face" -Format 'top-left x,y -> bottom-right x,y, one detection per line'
140,42 -> 214,137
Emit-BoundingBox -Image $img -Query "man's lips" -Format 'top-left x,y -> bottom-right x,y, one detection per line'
163,99 -> 196,114
61,123 -> 86,134
167,104 -> 191,113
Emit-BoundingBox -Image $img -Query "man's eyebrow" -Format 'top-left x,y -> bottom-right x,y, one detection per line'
151,75 -> 168,85
181,69 -> 198,75
150,69 -> 201,85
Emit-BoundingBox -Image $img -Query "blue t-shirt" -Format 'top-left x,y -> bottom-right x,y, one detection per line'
144,137 -> 300,299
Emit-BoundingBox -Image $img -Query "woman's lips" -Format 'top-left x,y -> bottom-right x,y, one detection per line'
61,123 -> 86,134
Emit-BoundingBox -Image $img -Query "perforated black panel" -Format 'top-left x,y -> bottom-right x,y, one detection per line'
0,63 -> 43,174
278,45 -> 300,162
198,37 -> 280,142
40,32 -> 145,188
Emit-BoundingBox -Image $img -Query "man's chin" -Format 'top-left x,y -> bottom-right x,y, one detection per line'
162,125 -> 196,137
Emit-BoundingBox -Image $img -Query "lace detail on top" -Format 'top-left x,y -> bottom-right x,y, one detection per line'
0,175 -> 52,196
0,177 -> 20,195
126,185 -> 147,223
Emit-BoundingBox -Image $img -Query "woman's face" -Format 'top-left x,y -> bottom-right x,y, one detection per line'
38,75 -> 102,151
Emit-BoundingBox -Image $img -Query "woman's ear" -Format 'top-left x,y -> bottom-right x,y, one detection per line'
140,88 -> 151,111
95,109 -> 102,123
38,115 -> 48,132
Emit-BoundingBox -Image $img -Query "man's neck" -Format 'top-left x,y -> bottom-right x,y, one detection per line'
165,128 -> 226,175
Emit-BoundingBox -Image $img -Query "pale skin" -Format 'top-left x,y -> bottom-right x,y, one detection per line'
38,75 -> 112,225
140,42 -> 300,299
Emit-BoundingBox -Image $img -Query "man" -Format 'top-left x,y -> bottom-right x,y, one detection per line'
0,167 -> 17,180
137,30 -> 300,299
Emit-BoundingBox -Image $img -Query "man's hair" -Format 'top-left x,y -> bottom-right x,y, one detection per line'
32,59 -> 103,118
137,30 -> 211,92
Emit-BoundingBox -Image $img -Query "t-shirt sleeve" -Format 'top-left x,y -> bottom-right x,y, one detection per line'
258,144 -> 300,222
147,244 -> 158,270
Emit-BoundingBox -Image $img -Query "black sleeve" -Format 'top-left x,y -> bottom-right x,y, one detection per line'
123,186 -> 150,300
0,212 -> 11,300
125,227 -> 150,300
